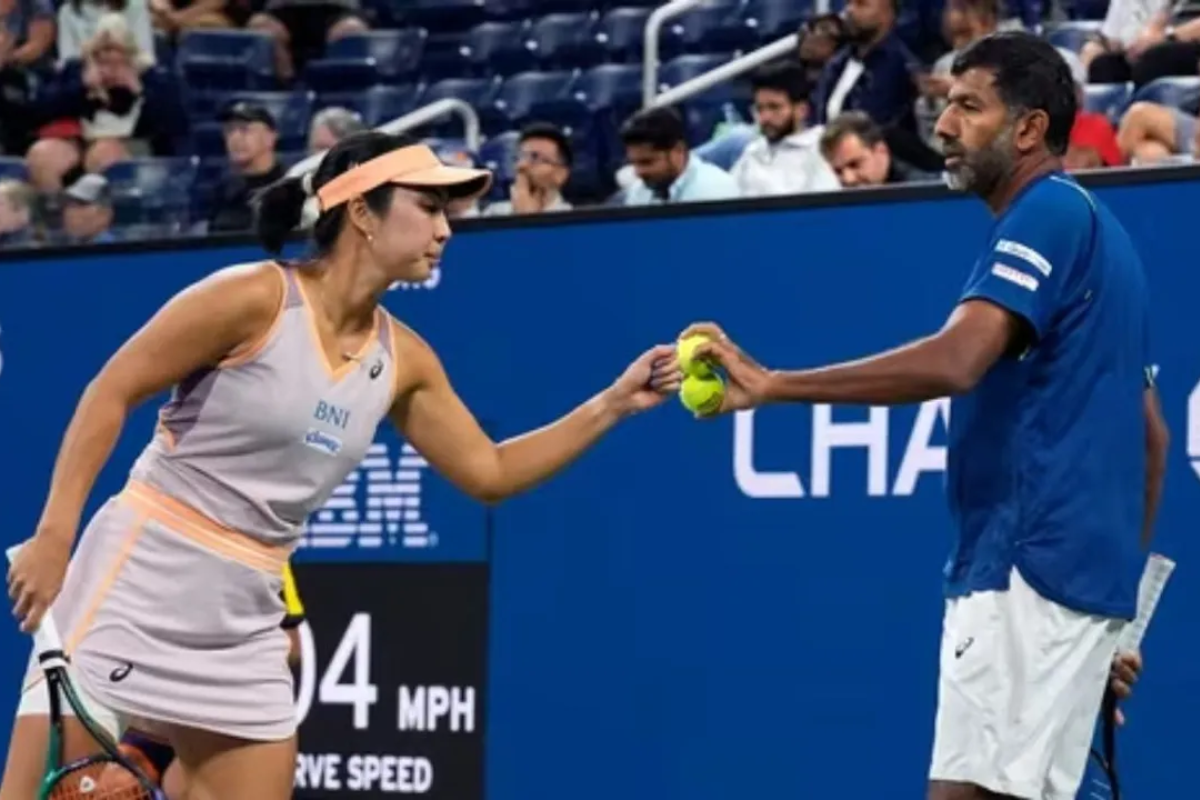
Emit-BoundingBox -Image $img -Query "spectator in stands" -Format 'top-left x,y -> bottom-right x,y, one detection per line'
811,0 -> 920,134
620,106 -> 738,206
249,0 -> 368,84
1064,54 -> 1123,171
916,0 -> 999,142
148,0 -> 245,36
486,122 -> 573,216
59,170 -> 115,244
796,13 -> 845,89
0,0 -> 56,154
1083,0 -> 1200,86
208,99 -> 284,233
730,61 -> 840,198
820,111 -> 934,187
308,106 -> 366,154
57,0 -> 154,67
23,12 -> 186,190
1115,93 -> 1198,164
431,141 -> 483,219
0,178 -> 36,247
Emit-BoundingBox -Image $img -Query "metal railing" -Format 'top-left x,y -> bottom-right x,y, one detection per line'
287,98 -> 482,179
643,0 -> 708,107
647,33 -> 798,109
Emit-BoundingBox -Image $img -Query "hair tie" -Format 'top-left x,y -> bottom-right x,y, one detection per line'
301,172 -> 314,197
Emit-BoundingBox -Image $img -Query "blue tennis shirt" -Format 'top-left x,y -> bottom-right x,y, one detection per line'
944,172 -> 1149,620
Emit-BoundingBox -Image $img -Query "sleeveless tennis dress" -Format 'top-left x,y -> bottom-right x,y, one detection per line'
19,263 -> 399,741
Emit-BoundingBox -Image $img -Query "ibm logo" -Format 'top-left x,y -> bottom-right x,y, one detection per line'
301,441 -> 438,550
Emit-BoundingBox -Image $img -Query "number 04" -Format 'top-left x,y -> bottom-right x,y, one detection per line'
294,613 -> 380,729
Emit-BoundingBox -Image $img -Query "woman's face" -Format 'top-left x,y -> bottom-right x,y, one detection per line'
366,187 -> 452,284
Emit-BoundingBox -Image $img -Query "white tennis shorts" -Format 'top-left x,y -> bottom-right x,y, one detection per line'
929,567 -> 1124,800
16,648 -> 126,742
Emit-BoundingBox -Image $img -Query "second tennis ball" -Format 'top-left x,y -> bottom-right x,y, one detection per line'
680,373 -> 725,416
677,334 -> 714,378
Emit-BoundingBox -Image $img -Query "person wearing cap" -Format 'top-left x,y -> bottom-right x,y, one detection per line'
1,129 -> 682,800
209,99 -> 286,234
60,170 -> 116,244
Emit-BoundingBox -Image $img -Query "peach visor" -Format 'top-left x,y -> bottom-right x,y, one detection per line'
315,144 -> 493,213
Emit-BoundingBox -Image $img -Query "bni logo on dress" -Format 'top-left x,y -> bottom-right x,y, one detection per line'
301,441 -> 438,550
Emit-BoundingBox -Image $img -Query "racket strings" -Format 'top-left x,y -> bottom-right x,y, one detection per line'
48,760 -> 158,799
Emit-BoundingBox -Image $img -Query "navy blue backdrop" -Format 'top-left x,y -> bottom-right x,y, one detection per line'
1,174 -> 1197,799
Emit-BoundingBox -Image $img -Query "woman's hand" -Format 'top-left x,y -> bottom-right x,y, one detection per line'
607,344 -> 684,416
7,532 -> 72,634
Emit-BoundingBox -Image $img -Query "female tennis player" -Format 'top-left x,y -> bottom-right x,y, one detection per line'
3,131 -> 683,800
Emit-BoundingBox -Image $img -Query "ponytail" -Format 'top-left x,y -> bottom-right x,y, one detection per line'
254,175 -> 308,255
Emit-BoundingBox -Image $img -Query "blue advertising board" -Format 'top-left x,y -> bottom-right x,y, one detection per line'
1,172 -> 1198,799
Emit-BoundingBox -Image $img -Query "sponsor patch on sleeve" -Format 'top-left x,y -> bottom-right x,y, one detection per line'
990,263 -> 1039,292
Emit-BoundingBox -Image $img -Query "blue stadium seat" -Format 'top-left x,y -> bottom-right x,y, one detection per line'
104,157 -> 199,227
462,21 -> 537,76
177,30 -> 276,91
0,157 -> 28,183
1044,21 -> 1102,54
153,30 -> 173,66
421,78 -> 505,136
493,71 -> 586,132
399,0 -> 488,32
665,0 -> 756,53
743,0 -> 815,41
1083,82 -> 1134,125
303,30 -> 427,91
659,54 -> 747,144
479,130 -> 522,193
597,7 -> 655,61
574,63 -> 644,113
189,91 -> 314,155
694,123 -> 757,170
1061,0 -> 1107,20
318,85 -> 425,127
527,12 -> 604,69
420,32 -> 472,81
1130,76 -> 1200,110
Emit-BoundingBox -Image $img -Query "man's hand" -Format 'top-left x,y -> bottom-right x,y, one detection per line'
1110,650 -> 1143,726
677,322 -> 773,416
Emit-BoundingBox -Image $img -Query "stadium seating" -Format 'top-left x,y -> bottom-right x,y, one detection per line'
1043,21 -> 1103,54
303,30 -> 427,91
0,157 -> 28,183
1130,76 -> 1200,110
1083,83 -> 1135,126
176,30 -> 277,91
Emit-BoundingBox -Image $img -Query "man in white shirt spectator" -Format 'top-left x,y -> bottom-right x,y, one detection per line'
620,106 -> 738,206
731,61 -> 840,197
820,111 -> 936,187
486,122 -> 573,216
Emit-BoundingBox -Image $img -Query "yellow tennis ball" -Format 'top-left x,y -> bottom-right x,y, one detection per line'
680,373 -> 725,416
676,335 -> 714,378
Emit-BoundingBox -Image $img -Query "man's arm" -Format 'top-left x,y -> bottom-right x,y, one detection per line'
762,299 -> 1021,405
1142,382 -> 1169,549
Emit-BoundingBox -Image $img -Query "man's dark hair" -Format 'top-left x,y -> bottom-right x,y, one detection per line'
620,107 -> 688,151
750,60 -> 810,103
520,122 -> 573,167
819,111 -> 885,157
950,30 -> 1077,156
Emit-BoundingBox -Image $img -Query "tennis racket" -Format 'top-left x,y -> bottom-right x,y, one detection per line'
1084,552 -> 1176,800
6,545 -> 165,800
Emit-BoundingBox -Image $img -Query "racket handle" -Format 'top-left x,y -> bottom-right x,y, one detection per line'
5,543 -> 67,658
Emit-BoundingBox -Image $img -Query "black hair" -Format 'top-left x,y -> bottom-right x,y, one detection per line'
818,111 -> 885,157
519,122 -> 573,168
254,131 -> 420,255
749,60 -> 810,103
950,31 -> 1077,156
619,106 -> 687,151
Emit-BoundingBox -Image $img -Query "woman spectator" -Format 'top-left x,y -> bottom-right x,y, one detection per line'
56,0 -> 154,67
0,0 -> 56,153
24,12 -> 186,190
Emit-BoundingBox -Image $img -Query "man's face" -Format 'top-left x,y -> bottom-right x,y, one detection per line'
224,121 -> 277,171
516,135 -> 568,192
625,143 -> 685,193
0,195 -> 28,234
754,88 -> 804,143
63,200 -> 110,241
935,67 -> 1020,195
844,0 -> 891,41
828,133 -> 890,187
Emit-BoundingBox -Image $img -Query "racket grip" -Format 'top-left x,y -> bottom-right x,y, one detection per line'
5,543 -> 66,656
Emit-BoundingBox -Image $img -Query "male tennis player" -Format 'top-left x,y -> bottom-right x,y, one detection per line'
682,31 -> 1168,800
